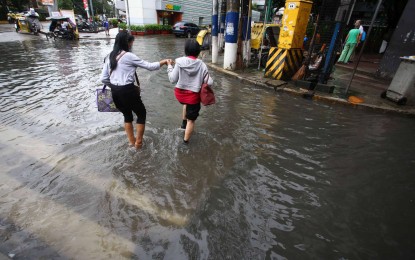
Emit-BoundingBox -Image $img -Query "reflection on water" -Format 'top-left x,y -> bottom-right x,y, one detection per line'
0,36 -> 415,259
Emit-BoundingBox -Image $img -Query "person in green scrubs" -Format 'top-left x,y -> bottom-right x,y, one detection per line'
338,23 -> 361,63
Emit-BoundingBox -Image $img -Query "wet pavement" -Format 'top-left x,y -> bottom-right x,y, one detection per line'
0,24 -> 415,259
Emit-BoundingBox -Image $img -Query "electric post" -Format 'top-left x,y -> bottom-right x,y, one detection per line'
235,1 -> 244,70
223,0 -> 240,70
219,0 -> 227,50
212,0 -> 219,64
125,0 -> 131,33
89,0 -> 95,20
242,0 -> 252,66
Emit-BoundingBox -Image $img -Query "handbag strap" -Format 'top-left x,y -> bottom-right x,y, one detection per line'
135,72 -> 140,86
110,51 -> 127,76
103,51 -> 128,91
202,72 -> 209,84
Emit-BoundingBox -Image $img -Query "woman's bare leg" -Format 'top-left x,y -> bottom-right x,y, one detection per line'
124,122 -> 135,146
135,123 -> 145,149
184,120 -> 194,142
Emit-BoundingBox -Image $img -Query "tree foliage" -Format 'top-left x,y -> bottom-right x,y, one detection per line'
58,0 -> 114,18
0,0 -> 114,19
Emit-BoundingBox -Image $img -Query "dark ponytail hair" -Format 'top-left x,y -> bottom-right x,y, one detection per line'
109,31 -> 130,70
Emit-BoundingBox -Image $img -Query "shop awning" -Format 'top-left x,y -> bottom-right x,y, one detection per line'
156,9 -> 183,13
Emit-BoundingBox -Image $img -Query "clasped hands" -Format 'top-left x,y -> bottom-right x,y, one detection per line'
160,59 -> 175,66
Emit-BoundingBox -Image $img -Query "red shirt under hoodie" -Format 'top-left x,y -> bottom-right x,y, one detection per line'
172,56 -> 201,104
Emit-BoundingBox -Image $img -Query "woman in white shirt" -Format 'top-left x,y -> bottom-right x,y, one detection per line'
101,32 -> 170,149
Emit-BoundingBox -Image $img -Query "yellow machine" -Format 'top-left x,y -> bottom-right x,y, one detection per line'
196,30 -> 208,45
265,0 -> 313,80
196,29 -> 211,50
278,0 -> 312,49
251,23 -> 280,50
250,23 -> 281,67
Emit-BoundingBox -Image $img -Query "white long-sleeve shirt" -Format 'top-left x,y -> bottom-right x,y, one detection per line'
101,52 -> 160,86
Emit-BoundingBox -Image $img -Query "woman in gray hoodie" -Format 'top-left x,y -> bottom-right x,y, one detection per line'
167,39 -> 214,143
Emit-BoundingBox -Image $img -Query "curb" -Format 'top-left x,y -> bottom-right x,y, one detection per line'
206,63 -> 415,117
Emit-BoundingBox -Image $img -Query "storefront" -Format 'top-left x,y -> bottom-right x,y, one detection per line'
115,0 -> 211,26
156,3 -> 183,25
158,1 -> 211,26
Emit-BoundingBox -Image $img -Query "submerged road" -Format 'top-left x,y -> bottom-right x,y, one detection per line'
0,33 -> 414,259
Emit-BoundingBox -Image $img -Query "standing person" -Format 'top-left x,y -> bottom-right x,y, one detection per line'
103,19 -> 110,36
101,32 -> 170,149
356,20 -> 364,35
349,20 -> 365,62
167,39 -> 213,144
337,22 -> 361,64
61,20 -> 69,31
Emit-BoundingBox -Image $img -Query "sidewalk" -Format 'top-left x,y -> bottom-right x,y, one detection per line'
202,51 -> 415,117
335,53 -> 382,76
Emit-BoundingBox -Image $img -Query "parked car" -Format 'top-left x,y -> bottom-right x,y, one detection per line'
172,21 -> 200,38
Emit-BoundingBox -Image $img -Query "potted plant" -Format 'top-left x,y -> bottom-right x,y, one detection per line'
130,25 -> 137,35
143,24 -> 151,35
161,24 -> 171,34
118,22 -> 127,32
136,25 -> 145,36
110,18 -> 118,28
154,24 -> 162,34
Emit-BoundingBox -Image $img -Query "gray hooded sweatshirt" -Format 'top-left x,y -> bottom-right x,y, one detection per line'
167,56 -> 213,93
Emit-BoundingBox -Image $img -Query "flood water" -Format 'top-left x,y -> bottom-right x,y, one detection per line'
0,36 -> 414,259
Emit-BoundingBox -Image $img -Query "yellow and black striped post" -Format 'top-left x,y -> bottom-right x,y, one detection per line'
265,47 -> 303,80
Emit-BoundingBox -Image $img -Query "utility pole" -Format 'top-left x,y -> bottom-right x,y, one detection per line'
223,0 -> 240,70
89,0 -> 95,20
212,0 -> 219,63
235,1 -> 244,69
242,0 -> 251,67
125,0 -> 131,33
219,0 -> 227,50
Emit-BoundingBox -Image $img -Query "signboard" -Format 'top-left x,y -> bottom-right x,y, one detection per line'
165,4 -> 181,11
83,0 -> 89,10
41,0 -> 54,6
60,9 -> 76,25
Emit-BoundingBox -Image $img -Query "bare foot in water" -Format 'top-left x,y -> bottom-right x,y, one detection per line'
135,141 -> 142,149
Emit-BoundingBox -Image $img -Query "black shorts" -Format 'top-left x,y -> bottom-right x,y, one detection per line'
184,103 -> 201,121
111,84 -> 145,124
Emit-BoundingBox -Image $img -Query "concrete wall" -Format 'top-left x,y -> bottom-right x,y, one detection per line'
129,0 -> 158,25
377,0 -> 415,79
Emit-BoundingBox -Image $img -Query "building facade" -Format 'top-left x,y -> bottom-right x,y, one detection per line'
116,0 -> 212,26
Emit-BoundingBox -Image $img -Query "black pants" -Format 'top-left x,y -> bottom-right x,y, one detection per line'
184,103 -> 201,121
111,84 -> 145,124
